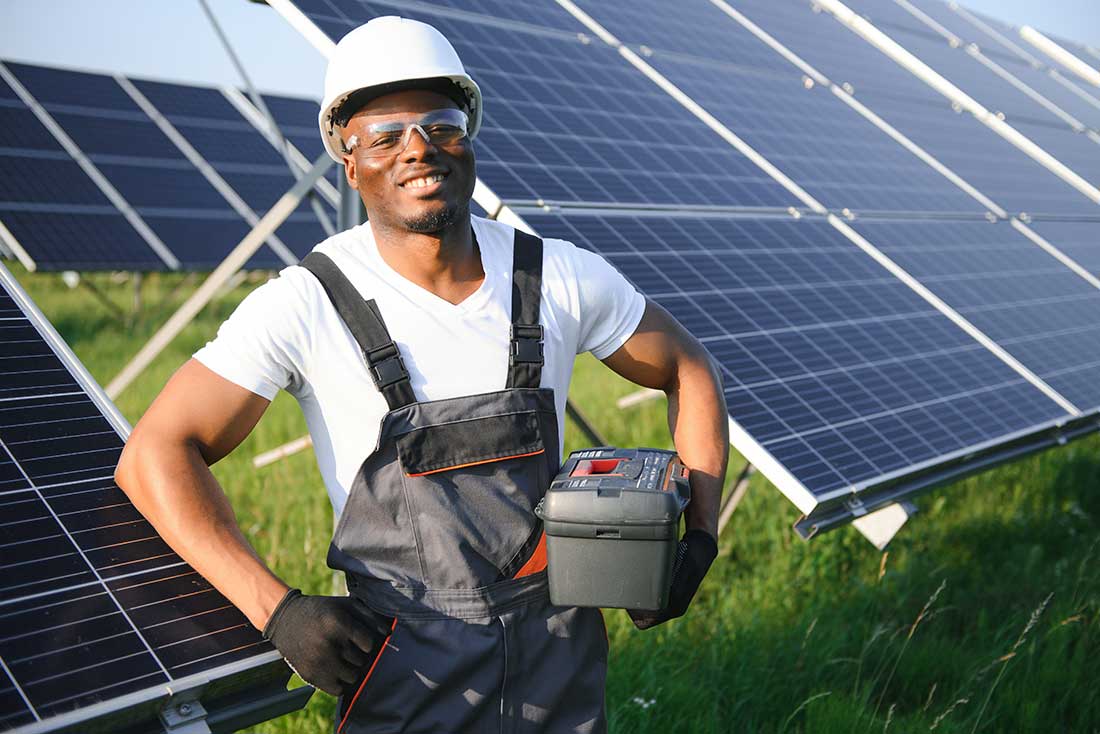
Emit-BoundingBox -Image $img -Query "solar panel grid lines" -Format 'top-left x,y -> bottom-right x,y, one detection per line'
518,208 -> 1071,501
570,0 -> 990,217
1018,220 -> 1100,280
801,1 -> 1100,215
946,2 -> 1047,68
116,76 -> 302,268
0,265 -> 284,732
225,88 -> 339,209
278,0 -> 800,211
722,0 -> 946,105
0,62 -> 180,273
846,218 -> 1100,411
852,16 -> 1096,133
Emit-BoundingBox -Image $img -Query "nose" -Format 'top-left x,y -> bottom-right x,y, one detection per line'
399,124 -> 438,160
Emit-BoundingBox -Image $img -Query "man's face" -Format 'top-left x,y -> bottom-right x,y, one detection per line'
339,89 -> 476,235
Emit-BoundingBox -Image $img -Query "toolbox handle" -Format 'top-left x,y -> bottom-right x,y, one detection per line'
670,461 -> 691,513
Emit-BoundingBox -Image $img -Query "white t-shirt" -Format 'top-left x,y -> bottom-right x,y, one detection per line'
194,216 -> 646,518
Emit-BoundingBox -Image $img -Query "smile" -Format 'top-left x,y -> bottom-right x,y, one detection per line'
401,173 -> 447,189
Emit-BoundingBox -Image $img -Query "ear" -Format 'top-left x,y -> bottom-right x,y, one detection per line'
342,154 -> 358,190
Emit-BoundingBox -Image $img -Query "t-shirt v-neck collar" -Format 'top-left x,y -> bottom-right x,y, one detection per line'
364,222 -> 497,315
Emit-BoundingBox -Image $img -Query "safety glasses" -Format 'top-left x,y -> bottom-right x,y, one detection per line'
345,108 -> 469,158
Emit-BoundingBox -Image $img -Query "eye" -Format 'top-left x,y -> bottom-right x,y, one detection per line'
425,124 -> 465,142
368,132 -> 402,149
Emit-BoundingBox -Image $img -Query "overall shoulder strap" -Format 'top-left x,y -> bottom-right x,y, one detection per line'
299,252 -> 416,410
507,229 -> 544,389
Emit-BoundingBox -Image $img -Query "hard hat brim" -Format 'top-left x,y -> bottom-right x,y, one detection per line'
319,75 -> 482,162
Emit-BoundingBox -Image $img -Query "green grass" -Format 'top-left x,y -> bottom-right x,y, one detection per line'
15,266 -> 1099,733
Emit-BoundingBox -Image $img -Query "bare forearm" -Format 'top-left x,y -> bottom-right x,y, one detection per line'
666,355 -> 728,539
116,438 -> 289,630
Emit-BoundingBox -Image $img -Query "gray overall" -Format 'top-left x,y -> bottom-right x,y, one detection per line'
300,230 -> 608,734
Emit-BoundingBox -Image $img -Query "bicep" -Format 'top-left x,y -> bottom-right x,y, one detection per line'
600,300 -> 709,390
128,359 -> 271,465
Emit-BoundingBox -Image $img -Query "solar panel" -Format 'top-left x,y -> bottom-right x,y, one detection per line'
1010,220 -> 1100,281
896,0 -> 1100,133
130,78 -> 329,260
571,0 -> 987,216
1,60 -> 337,272
0,66 -> 167,272
723,0 -> 1100,218
724,0 -> 945,104
846,218 -> 1100,411
519,209 -> 1071,515
278,0 -> 798,210
0,263 -> 308,732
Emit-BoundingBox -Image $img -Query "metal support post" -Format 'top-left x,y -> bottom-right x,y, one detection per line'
106,154 -> 332,399
199,0 -> 335,236
717,462 -> 754,538
338,174 -> 366,232
565,400 -> 607,447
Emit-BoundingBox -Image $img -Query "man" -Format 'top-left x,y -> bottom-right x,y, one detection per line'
115,15 -> 728,734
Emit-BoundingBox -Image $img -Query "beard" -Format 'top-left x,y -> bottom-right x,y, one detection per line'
402,200 -> 469,234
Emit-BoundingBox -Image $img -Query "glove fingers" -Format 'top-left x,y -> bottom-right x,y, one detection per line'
351,600 -> 395,639
341,643 -> 369,670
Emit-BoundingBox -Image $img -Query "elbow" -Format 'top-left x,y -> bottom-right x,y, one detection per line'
114,434 -> 141,493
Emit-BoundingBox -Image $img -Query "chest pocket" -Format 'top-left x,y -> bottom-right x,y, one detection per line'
396,411 -> 549,589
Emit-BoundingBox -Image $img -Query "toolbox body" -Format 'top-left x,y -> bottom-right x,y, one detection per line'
535,447 -> 690,610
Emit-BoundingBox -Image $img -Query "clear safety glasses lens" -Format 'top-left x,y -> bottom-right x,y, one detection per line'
348,108 -> 469,158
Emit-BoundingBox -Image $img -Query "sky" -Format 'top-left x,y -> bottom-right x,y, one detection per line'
0,0 -> 1097,103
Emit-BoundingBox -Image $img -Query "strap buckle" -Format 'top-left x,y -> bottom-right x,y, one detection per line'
365,342 -> 408,388
510,324 -> 544,366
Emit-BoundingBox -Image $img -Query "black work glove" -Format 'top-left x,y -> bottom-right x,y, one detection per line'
628,529 -> 718,630
262,588 -> 393,696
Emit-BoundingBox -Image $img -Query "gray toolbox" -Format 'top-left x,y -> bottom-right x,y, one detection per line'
535,447 -> 691,610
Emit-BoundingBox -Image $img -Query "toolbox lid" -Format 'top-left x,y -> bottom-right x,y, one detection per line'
535,448 -> 690,526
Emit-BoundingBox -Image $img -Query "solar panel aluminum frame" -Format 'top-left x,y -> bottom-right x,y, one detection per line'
789,408 -> 1100,538
0,263 -> 312,734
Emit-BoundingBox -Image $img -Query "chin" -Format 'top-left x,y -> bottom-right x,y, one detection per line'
403,201 -> 469,234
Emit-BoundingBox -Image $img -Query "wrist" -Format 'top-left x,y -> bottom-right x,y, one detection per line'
261,587 -> 301,638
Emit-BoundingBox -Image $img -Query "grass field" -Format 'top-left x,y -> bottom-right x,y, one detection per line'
14,265 -> 1099,733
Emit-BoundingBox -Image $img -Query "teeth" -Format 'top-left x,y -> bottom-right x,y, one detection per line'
404,174 -> 445,189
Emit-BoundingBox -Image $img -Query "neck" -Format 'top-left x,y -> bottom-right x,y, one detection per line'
369,212 -> 485,305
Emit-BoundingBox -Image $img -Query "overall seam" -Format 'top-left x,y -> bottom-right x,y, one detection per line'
397,468 -> 430,584
498,615 -> 508,734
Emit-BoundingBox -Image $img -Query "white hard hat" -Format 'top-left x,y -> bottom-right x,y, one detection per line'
318,16 -> 483,162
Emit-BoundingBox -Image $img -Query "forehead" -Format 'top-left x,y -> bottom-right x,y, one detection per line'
348,89 -> 458,125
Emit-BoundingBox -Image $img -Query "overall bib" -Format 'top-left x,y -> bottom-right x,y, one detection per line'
300,231 -> 608,734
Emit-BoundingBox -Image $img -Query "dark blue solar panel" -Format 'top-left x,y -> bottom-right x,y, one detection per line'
725,0 -> 944,104
1,62 -> 338,270
0,277 -> 275,729
0,82 -> 163,271
1024,220 -> 1100,278
1011,121 -> 1100,185
904,0 -> 1062,68
573,0 -> 985,215
131,78 -> 332,255
7,62 -> 140,113
838,93 -> 1100,218
284,0 -> 797,209
138,213 -> 285,270
849,218 -> 1100,411
875,24 -> 1091,130
900,0 -> 1100,133
520,210 -> 1067,497
1,211 -> 166,271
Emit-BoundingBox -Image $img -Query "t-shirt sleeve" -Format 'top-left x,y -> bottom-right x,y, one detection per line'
192,268 -> 314,400
571,244 -> 647,359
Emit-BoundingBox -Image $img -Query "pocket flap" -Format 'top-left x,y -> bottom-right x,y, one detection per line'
397,411 -> 545,477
